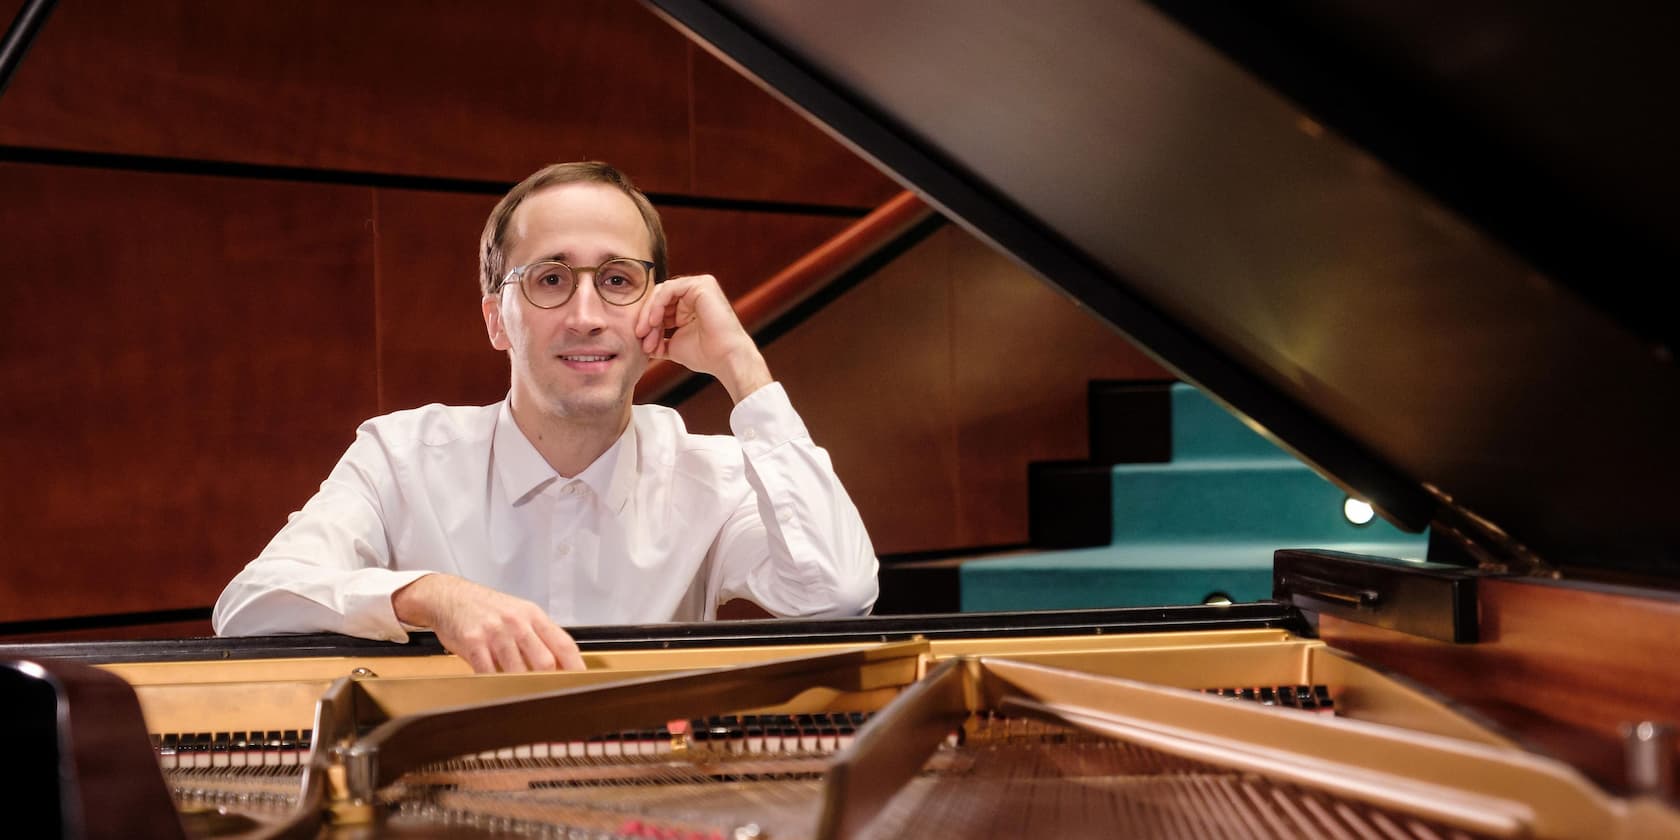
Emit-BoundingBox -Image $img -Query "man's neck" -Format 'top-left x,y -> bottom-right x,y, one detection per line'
506,392 -> 632,479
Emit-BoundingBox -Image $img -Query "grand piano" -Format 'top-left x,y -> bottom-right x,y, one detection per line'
4,1 -> 1678,837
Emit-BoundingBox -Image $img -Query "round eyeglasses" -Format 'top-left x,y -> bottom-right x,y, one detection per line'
498,258 -> 657,309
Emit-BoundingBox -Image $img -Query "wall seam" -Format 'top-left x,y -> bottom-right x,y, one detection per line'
371,187 -> 384,413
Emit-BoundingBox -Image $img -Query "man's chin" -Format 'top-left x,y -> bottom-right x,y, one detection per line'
539,385 -> 633,423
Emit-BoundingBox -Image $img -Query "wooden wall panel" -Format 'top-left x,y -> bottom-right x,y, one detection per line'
0,0 -> 691,189
0,163 -> 377,622
374,190 -> 858,412
688,45 -> 900,207
373,190 -> 505,411
0,0 -> 894,206
676,226 -> 1170,554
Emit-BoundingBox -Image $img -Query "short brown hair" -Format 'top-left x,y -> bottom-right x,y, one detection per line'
478,161 -> 668,296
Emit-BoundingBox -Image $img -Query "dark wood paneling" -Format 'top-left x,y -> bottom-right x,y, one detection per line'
689,43 -> 899,206
1319,577 -> 1680,791
0,0 -> 892,207
0,0 -> 692,189
373,189 -> 507,412
374,190 -> 857,412
0,163 -> 377,622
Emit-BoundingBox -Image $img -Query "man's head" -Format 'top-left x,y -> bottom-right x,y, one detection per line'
480,163 -> 667,428
479,161 -> 667,296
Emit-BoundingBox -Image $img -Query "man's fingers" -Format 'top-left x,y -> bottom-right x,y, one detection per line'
536,622 -> 586,671
490,634 -> 530,674
515,628 -> 558,672
460,642 -> 496,675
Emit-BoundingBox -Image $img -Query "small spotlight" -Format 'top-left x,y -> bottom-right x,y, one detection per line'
1343,497 -> 1375,526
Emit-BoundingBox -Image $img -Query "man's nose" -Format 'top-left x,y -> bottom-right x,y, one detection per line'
562,277 -> 608,333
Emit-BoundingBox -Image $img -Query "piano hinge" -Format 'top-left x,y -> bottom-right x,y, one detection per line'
1422,484 -> 1557,578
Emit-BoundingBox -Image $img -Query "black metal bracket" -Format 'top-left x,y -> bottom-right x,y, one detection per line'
1273,548 -> 1480,643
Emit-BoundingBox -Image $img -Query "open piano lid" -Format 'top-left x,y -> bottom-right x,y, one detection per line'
647,0 -> 1680,580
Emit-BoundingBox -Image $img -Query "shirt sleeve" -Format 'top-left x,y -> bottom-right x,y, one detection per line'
711,382 -> 879,617
211,425 -> 434,642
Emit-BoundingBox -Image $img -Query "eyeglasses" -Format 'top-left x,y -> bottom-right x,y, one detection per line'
498,258 -> 657,309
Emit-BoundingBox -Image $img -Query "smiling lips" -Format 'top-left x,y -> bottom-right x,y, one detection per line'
557,351 -> 618,372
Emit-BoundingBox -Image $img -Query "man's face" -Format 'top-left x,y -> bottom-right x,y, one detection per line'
483,182 -> 655,426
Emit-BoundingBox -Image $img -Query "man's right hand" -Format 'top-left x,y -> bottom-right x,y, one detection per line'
392,574 -> 586,673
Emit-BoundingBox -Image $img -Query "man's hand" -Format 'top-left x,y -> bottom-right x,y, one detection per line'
635,274 -> 773,404
392,574 -> 586,673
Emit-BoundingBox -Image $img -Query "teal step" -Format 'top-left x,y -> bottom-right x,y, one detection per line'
1170,383 -> 1293,462
1108,460 -> 1419,544
960,539 -> 1427,611
966,382 -> 1428,611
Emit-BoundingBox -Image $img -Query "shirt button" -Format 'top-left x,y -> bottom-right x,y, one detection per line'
743,428 -> 759,441
556,544 -> 571,557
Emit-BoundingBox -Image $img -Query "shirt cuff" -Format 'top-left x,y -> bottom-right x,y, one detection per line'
342,568 -> 437,644
728,381 -> 810,451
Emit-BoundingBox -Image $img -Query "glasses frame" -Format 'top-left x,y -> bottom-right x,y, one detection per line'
498,258 -> 658,309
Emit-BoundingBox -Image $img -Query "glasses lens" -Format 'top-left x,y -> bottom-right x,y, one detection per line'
523,262 -> 575,308
596,259 -> 650,305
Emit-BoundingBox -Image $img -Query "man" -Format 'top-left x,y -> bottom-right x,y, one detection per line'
213,162 -> 879,672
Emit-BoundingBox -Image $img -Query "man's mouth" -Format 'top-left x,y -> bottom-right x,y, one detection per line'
556,351 -> 618,373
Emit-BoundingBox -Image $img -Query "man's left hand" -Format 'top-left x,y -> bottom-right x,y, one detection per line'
636,274 -> 773,403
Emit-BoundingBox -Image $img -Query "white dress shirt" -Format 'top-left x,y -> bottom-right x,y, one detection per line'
212,383 -> 878,641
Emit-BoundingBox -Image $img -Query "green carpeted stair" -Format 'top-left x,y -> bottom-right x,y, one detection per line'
961,383 -> 1427,611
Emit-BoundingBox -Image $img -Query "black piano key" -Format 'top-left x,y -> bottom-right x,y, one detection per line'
1259,687 -> 1277,705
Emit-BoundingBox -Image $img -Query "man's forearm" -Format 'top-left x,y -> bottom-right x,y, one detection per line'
717,345 -> 774,405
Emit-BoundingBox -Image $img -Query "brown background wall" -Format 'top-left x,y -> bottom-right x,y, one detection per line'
0,0 -> 1166,638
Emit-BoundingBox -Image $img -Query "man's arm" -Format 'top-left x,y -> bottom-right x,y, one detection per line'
636,275 -> 880,616
214,423 -> 584,673
212,433 -> 430,641
711,384 -> 880,615
393,575 -> 584,672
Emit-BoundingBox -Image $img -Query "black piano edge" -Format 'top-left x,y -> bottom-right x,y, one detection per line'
0,602 -> 1309,664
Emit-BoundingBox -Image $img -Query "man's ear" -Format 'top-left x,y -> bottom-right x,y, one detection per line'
482,294 -> 511,350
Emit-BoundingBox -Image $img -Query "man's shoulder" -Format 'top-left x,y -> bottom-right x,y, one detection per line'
357,402 -> 501,450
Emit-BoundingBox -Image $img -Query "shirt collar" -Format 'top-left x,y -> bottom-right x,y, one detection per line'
573,416 -> 637,514
493,399 -> 637,512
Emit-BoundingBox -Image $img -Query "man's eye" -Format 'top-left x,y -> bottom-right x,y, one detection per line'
600,272 -> 630,287
536,272 -> 565,287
